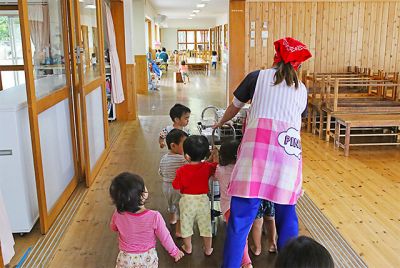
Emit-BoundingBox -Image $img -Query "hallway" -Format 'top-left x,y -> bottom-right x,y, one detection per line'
45,67 -> 302,267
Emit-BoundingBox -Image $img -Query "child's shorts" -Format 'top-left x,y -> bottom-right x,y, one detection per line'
179,194 -> 211,238
256,200 -> 275,219
162,182 -> 181,216
115,248 -> 158,268
182,72 -> 189,78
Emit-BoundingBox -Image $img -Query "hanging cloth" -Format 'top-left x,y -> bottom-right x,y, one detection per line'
0,190 -> 14,265
104,3 -> 125,104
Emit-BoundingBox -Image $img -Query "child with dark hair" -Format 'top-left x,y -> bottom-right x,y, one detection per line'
275,236 -> 334,268
110,172 -> 184,267
179,60 -> 189,84
211,51 -> 218,70
159,129 -> 188,237
159,103 -> 191,149
172,135 -> 218,256
214,139 -> 253,268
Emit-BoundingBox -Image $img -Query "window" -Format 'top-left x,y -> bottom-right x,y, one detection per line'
177,29 -> 209,51
0,13 -> 25,90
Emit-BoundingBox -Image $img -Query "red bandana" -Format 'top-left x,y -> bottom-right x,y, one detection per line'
273,37 -> 312,71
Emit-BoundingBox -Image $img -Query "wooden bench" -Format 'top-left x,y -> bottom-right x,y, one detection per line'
334,114 -> 400,156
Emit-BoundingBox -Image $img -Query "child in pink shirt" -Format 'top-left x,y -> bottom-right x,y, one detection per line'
179,61 -> 189,84
214,139 -> 252,268
110,172 -> 184,268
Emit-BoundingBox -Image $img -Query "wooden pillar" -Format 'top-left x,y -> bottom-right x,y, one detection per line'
135,55 -> 149,95
111,0 -> 137,120
228,0 -> 246,104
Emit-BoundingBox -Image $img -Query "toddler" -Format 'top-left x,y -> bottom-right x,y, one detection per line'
110,172 -> 184,268
275,236 -> 334,268
211,51 -> 218,70
172,135 -> 218,256
179,61 -> 190,84
250,200 -> 277,255
91,53 -> 97,70
214,139 -> 252,268
159,103 -> 191,149
159,129 -> 188,237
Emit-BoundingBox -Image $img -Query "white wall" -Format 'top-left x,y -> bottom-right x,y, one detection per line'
165,18 -> 217,29
124,0 -> 135,64
132,0 -> 146,55
216,14 -> 228,26
161,28 -> 178,51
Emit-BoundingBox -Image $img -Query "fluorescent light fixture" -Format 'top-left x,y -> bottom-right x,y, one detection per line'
187,18 -> 193,20
193,9 -> 200,13
190,14 -> 196,17
79,0 -> 85,2
197,4 -> 205,8
85,4 -> 96,9
201,0 -> 211,2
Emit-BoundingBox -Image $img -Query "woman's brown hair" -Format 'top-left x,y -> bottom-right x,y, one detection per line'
274,61 -> 299,89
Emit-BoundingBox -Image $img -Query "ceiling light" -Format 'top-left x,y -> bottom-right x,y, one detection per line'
85,4 -> 96,9
201,0 -> 211,2
187,18 -> 193,20
193,9 -> 200,13
79,0 -> 85,2
197,4 -> 205,8
190,14 -> 196,17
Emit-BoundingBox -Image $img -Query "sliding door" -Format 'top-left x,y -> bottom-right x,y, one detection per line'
18,0 -> 79,234
70,0 -> 108,187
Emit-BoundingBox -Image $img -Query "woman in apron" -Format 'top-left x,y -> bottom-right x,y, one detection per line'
216,37 -> 312,268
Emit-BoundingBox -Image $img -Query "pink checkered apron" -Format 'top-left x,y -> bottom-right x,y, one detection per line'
228,69 -> 308,205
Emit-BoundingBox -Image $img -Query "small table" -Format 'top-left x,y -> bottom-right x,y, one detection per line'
334,114 -> 400,156
186,57 -> 209,74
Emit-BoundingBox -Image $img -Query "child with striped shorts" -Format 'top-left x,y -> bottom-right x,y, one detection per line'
159,129 -> 188,237
172,135 -> 218,256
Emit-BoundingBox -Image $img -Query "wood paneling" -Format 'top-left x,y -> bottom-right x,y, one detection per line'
135,55 -> 148,95
111,0 -> 136,121
228,0 -> 246,103
126,63 -> 137,118
246,1 -> 400,73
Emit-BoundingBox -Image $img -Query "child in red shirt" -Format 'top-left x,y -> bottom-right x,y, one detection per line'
172,135 -> 217,256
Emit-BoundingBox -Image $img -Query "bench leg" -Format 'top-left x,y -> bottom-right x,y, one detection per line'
307,104 -> 312,132
325,113 -> 331,142
312,109 -> 317,135
344,124 -> 351,157
334,121 -> 339,148
318,109 -> 324,139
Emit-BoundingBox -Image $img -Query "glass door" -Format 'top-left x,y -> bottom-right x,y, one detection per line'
18,0 -> 79,234
70,0 -> 108,187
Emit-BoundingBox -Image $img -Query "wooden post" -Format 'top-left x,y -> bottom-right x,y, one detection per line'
228,0 -> 246,104
135,55 -> 149,94
333,78 -> 339,112
326,111 -> 331,142
111,0 -> 137,120
344,123 -> 351,157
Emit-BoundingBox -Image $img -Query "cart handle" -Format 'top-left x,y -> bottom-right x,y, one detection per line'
211,124 -> 236,148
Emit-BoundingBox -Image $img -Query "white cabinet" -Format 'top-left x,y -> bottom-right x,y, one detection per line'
0,76 -> 74,233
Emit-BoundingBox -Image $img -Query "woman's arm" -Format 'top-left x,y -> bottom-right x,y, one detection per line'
214,103 -> 241,128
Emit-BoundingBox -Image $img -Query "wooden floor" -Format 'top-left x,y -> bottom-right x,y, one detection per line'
12,64 -> 399,267
302,133 -> 400,267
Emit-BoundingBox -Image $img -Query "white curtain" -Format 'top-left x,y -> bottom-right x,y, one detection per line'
104,3 -> 124,104
0,191 -> 14,265
28,5 -> 50,63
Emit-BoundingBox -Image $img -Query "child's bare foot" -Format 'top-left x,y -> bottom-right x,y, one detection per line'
268,243 -> 277,253
181,244 -> 192,255
174,250 -> 184,262
203,247 -> 213,256
250,245 -> 261,256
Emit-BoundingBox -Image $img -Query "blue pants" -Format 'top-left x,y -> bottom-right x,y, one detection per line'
222,197 -> 298,268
